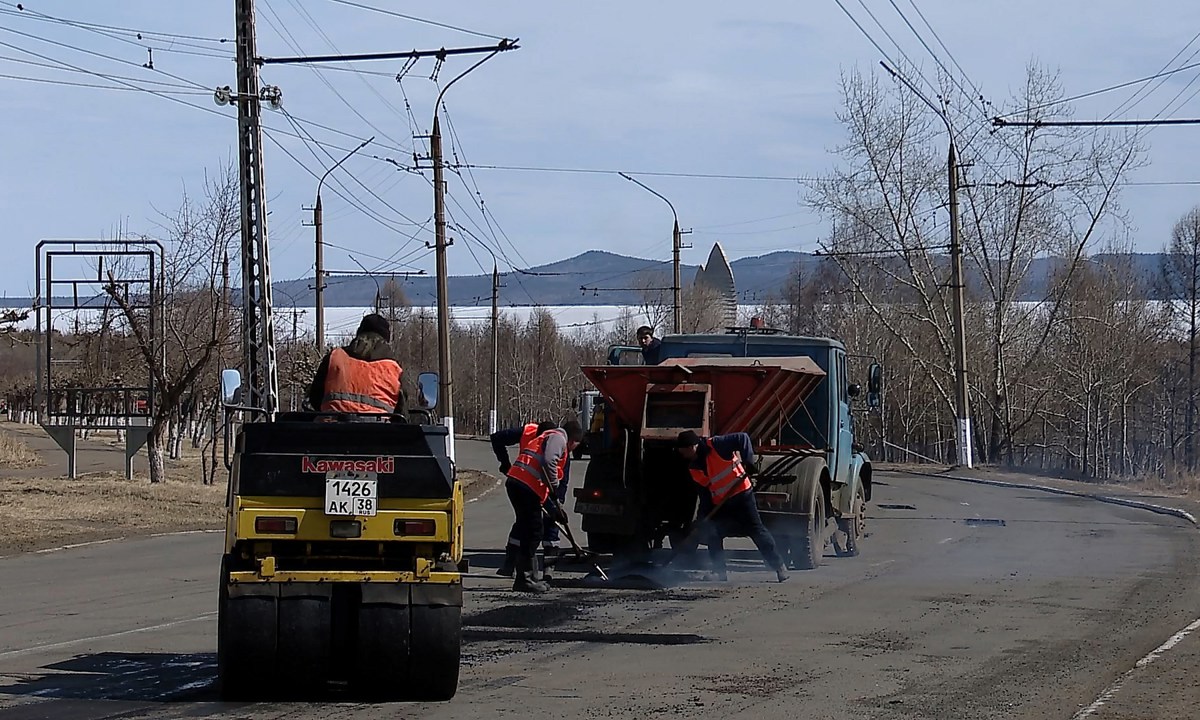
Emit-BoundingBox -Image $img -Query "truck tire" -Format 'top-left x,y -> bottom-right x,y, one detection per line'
833,481 -> 866,558
785,458 -> 827,571
409,604 -> 462,701
586,532 -> 625,555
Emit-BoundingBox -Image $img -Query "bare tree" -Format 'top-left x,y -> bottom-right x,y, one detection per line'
806,63 -> 1141,464
104,162 -> 239,483
1162,205 -> 1200,470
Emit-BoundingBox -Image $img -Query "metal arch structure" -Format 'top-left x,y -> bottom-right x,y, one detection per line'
33,239 -> 164,479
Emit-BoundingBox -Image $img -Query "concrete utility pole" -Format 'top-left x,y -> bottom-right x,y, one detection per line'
311,136 -> 372,351
618,172 -> 689,334
489,263 -> 500,435
880,61 -> 972,467
234,0 -> 279,417
948,140 -> 972,468
428,47 -> 513,460
431,113 -> 453,451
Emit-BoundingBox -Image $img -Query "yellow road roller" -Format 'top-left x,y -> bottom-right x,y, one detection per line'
215,370 -> 464,701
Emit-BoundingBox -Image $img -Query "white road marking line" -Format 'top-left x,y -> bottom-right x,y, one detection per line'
147,529 -> 222,538
1073,616 -> 1200,718
34,538 -> 123,554
0,612 -> 217,661
468,477 -> 503,503
938,537 -> 954,544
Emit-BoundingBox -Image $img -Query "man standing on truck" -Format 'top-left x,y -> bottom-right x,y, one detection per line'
636,326 -> 662,364
503,420 -> 585,593
307,313 -> 405,415
491,420 -> 567,578
676,430 -> 790,583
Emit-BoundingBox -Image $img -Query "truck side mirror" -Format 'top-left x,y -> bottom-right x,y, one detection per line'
867,363 -> 883,408
220,369 -> 242,407
417,372 -> 439,410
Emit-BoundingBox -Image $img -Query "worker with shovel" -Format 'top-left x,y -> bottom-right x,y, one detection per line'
676,430 -> 790,583
492,420 -> 560,578
503,421 -> 585,593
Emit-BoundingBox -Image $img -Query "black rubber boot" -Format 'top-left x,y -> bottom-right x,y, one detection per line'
496,544 -> 517,577
541,545 -> 560,581
513,551 -> 549,593
774,565 -> 790,583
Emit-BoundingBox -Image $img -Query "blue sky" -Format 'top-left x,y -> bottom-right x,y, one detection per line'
2,1 -> 1200,297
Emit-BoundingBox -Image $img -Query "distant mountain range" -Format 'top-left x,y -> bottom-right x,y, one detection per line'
0,249 -> 1178,309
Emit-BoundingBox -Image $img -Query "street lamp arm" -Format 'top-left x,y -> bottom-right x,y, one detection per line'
435,45 -> 507,115
618,171 -> 678,225
318,135 -> 375,199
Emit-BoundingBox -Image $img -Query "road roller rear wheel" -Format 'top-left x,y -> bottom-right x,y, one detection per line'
409,604 -> 462,701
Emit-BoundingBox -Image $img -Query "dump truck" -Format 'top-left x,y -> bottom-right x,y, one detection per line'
215,370 -> 465,701
573,322 -> 881,570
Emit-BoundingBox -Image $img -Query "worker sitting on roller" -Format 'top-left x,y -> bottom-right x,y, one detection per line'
490,419 -> 566,578
503,420 -> 584,593
676,430 -> 789,583
307,313 -> 405,416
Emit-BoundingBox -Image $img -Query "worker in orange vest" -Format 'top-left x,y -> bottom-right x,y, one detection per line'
491,419 -> 559,578
306,313 -> 405,416
676,430 -> 789,583
504,420 -> 584,592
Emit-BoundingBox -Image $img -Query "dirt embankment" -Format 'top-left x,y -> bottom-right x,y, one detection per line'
0,423 -> 491,555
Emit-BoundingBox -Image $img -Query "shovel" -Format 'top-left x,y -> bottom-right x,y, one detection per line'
535,478 -> 609,581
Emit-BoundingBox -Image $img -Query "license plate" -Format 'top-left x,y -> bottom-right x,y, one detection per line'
575,501 -> 623,516
324,472 -> 378,517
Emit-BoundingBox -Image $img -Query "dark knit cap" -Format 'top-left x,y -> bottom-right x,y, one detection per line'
358,313 -> 390,341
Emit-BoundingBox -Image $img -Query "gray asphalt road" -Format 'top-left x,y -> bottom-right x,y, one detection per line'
0,440 -> 1197,719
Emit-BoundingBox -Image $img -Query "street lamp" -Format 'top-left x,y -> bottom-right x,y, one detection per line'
880,60 -> 972,468
313,136 -> 374,351
618,172 -> 683,334
430,47 -> 506,458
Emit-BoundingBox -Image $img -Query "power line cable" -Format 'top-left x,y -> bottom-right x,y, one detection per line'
0,53 -> 202,88
285,0 -> 413,140
259,0 -> 410,153
0,2 -> 230,44
454,162 -> 817,182
322,0 -> 507,42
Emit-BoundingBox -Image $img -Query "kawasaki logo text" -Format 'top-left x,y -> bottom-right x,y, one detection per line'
301,456 -> 395,474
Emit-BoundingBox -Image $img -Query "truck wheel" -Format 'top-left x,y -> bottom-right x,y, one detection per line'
586,532 -> 624,555
218,558 -> 277,701
788,471 -> 825,571
354,598 -> 411,700
833,483 -> 866,558
409,604 -> 462,701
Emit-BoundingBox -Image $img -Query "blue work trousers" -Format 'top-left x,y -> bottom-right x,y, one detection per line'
541,474 -> 569,546
697,489 -> 784,572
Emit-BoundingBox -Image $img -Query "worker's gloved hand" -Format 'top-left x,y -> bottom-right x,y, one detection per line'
747,460 -> 762,478
554,505 -> 569,525
499,461 -> 511,475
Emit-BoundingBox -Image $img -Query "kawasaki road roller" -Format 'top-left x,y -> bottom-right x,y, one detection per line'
215,369 -> 465,701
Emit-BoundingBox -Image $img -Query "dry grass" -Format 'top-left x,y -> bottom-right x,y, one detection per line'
0,429 -> 44,469
0,454 -> 494,555
0,456 -> 225,554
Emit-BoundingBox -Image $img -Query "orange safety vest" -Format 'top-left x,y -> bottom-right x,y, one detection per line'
519,422 -> 540,450
320,347 -> 402,414
507,428 -> 567,503
689,439 -> 751,505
